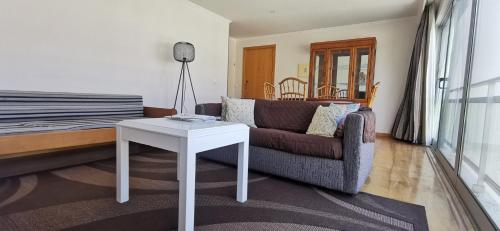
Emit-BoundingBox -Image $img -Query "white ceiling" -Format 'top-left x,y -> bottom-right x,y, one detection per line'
190,0 -> 424,38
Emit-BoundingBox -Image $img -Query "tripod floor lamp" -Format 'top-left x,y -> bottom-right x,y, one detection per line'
173,42 -> 197,114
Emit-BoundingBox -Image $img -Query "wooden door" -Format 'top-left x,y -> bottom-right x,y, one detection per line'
242,45 -> 275,99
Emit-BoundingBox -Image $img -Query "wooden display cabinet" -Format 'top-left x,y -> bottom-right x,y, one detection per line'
308,37 -> 376,103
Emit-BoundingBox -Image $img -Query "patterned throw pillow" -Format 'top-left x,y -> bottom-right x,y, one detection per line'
330,103 -> 360,137
306,105 -> 342,137
330,103 -> 360,125
221,97 -> 257,128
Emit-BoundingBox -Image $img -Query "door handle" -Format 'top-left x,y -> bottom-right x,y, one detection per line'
438,77 -> 447,89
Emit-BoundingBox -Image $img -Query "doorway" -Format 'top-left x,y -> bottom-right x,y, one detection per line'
242,45 -> 275,99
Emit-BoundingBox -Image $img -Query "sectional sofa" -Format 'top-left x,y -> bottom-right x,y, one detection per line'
196,99 -> 376,194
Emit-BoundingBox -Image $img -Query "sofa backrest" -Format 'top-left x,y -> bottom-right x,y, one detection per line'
194,100 -> 370,135
254,99 -> 329,133
0,90 -> 144,122
194,103 -> 222,117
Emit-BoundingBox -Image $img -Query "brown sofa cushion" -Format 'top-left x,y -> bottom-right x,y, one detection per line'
254,100 -> 329,133
194,103 -> 222,117
250,127 -> 343,160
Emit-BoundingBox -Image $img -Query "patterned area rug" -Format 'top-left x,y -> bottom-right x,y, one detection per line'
0,150 -> 428,231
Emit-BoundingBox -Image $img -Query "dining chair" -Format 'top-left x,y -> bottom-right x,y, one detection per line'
368,81 -> 381,108
263,82 -> 276,100
278,77 -> 307,101
317,85 -> 340,100
337,89 -> 348,99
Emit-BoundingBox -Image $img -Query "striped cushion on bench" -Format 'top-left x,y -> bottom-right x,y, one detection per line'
0,90 -> 144,135
0,117 -> 143,136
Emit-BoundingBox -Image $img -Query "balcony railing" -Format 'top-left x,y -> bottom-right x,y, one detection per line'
443,76 -> 500,195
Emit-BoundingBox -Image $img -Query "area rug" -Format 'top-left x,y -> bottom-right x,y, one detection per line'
0,150 -> 428,231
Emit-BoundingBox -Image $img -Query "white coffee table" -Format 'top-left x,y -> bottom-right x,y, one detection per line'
115,118 -> 249,231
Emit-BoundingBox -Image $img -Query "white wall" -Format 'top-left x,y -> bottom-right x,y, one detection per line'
227,37 -> 238,97
229,17 -> 419,133
0,0 -> 230,113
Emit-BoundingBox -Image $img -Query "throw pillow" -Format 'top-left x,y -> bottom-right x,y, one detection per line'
330,103 -> 361,125
330,103 -> 360,137
306,105 -> 342,137
221,97 -> 257,128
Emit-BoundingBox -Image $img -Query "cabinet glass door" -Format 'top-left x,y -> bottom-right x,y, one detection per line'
312,50 -> 327,97
330,49 -> 351,99
354,48 -> 370,99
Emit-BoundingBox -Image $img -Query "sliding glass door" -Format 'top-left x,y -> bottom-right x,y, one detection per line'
434,0 -> 500,229
460,0 -> 500,226
436,0 -> 472,168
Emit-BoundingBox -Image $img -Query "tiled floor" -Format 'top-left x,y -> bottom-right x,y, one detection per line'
362,137 -> 474,231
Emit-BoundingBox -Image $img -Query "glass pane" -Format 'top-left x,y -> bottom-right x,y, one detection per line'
312,50 -> 326,97
354,48 -> 369,99
330,49 -> 350,99
437,19 -> 451,81
432,18 -> 452,144
460,0 -> 500,226
437,0 -> 473,168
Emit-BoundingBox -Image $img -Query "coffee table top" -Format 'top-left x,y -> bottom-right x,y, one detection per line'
117,118 -> 249,138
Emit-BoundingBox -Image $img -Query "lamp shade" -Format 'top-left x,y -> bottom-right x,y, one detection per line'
173,42 -> 195,62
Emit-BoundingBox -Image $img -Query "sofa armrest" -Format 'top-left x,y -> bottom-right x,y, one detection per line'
356,109 -> 376,143
195,103 -> 222,117
143,106 -> 177,118
342,112 -> 375,194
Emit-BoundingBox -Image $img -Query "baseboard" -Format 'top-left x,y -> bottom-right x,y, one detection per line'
376,132 -> 392,138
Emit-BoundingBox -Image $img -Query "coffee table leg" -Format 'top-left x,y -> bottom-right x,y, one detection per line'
179,138 -> 196,231
177,152 -> 181,181
237,140 -> 249,202
116,127 -> 129,203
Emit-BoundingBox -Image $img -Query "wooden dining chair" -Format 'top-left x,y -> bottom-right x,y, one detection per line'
278,77 -> 307,101
317,85 -> 339,100
263,82 -> 276,100
337,90 -> 348,99
367,81 -> 381,108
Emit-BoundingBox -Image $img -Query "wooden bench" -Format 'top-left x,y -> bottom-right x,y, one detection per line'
0,106 -> 175,158
0,90 -> 176,177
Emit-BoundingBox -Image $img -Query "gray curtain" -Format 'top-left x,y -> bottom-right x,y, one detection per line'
392,5 -> 433,144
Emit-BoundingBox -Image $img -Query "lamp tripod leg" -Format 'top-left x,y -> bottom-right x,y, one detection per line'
174,62 -> 185,111
185,62 -> 197,105
181,62 -> 186,114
